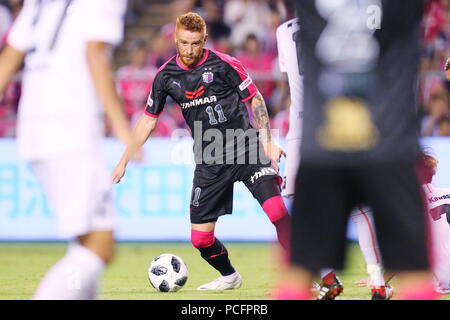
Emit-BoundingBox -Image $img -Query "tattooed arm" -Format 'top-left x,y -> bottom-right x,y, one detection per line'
250,91 -> 286,164
252,91 -> 272,144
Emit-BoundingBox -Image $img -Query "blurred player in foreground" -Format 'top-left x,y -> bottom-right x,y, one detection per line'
0,0 -> 139,299
276,16 -> 392,300
276,16 -> 345,300
113,12 -> 289,290
274,0 -> 439,300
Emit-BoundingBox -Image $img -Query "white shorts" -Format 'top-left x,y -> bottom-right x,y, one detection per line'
282,138 -> 301,197
30,152 -> 116,238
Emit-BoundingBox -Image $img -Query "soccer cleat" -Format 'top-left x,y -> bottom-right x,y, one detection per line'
316,273 -> 344,300
371,285 -> 394,300
197,273 -> 242,290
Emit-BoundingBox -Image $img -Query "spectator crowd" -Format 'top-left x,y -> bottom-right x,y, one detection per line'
1,0 -> 449,138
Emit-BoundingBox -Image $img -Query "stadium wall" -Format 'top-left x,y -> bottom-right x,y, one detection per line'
0,137 -> 449,241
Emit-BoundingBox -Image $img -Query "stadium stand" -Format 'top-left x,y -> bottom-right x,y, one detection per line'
0,0 -> 449,138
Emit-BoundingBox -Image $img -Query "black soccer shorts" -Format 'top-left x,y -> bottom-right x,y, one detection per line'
290,162 -> 431,272
189,162 -> 282,224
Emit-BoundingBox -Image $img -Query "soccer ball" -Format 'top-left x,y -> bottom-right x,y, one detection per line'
148,253 -> 189,292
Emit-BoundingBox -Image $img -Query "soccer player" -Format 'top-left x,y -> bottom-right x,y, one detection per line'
418,153 -> 450,294
274,0 -> 438,300
276,18 -> 302,201
359,153 -> 450,296
0,0 -> 139,299
276,16 -> 392,300
113,12 -> 289,290
276,16 -> 344,300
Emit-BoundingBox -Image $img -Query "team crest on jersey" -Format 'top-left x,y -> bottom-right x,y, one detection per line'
202,72 -> 214,84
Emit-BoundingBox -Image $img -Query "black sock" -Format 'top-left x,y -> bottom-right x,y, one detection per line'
197,238 -> 235,276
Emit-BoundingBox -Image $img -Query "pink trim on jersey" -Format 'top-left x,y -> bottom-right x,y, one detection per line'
144,109 -> 164,118
176,49 -> 210,70
357,206 -> 381,264
155,55 -> 176,76
210,49 -> 258,102
241,92 -> 257,102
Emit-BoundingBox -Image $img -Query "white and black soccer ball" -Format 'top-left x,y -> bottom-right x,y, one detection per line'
148,253 -> 189,292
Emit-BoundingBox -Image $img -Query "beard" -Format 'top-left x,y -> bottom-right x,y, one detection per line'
180,55 -> 199,67
176,45 -> 203,67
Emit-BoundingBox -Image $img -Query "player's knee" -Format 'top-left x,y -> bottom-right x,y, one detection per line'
191,229 -> 215,248
101,244 -> 115,264
76,242 -> 115,264
262,195 -> 288,223
93,242 -> 115,264
77,231 -> 115,264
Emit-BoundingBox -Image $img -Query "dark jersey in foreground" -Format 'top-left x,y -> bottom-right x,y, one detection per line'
295,0 -> 423,166
145,49 -> 261,165
290,0 -> 430,273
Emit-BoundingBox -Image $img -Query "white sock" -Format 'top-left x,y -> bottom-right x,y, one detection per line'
320,268 -> 334,279
351,209 -> 386,287
351,208 -> 381,266
367,264 -> 385,287
222,272 -> 239,282
33,243 -> 105,300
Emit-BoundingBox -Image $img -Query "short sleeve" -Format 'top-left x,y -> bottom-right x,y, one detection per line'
223,55 -> 258,102
144,73 -> 168,118
7,0 -> 36,52
82,0 -> 126,46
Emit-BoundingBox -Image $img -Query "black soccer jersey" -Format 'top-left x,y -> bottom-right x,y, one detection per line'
294,0 -> 424,166
144,49 -> 260,164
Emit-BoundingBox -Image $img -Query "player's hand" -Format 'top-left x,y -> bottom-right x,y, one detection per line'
112,163 -> 127,184
114,124 -> 144,163
263,141 -> 286,163
111,147 -> 142,184
263,141 -> 286,172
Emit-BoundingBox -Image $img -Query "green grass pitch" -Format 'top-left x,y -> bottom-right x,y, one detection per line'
0,242 -> 446,300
